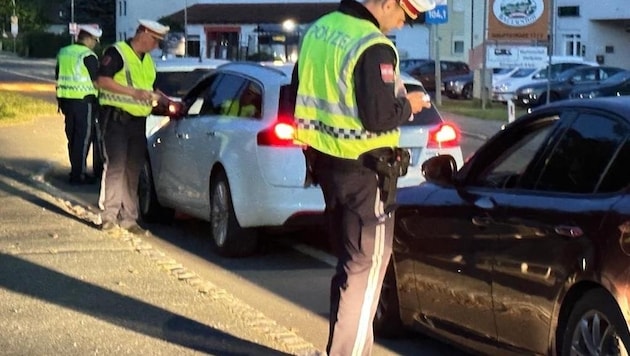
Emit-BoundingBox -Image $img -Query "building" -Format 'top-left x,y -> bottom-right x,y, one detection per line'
115,0 -> 630,69
116,0 -> 432,61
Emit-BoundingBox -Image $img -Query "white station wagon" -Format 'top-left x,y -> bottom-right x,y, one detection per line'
139,62 -> 463,257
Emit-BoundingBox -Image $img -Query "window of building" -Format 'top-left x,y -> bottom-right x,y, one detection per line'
561,33 -> 582,57
453,40 -> 464,54
558,6 -> 580,17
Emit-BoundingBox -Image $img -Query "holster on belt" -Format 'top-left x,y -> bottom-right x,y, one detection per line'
101,106 -> 131,125
361,148 -> 411,209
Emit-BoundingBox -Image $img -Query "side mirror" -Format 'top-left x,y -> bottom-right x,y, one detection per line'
422,155 -> 457,186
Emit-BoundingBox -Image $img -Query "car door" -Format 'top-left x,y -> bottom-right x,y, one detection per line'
561,67 -> 603,99
153,74 -> 221,207
394,118 -> 555,344
172,73 -> 246,213
491,109 -> 630,354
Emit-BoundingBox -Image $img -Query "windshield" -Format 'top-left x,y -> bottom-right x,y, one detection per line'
154,68 -> 214,98
511,68 -> 537,78
494,67 -> 515,75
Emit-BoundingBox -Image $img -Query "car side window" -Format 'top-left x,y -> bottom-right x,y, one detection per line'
199,73 -> 246,116
471,120 -> 556,189
534,113 -> 629,194
222,80 -> 262,119
599,139 -> 630,192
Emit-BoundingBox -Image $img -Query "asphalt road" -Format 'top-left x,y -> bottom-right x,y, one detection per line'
0,53 -> 501,355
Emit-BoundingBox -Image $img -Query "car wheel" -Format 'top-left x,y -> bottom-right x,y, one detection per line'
374,261 -> 405,338
561,289 -> 630,356
210,171 -> 258,257
462,83 -> 473,100
138,159 -> 174,223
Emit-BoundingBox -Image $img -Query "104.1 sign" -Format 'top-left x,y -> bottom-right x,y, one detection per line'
426,0 -> 448,24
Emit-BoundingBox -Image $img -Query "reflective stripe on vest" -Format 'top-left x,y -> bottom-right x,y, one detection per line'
56,44 -> 98,99
98,42 -> 156,117
294,12 -> 401,160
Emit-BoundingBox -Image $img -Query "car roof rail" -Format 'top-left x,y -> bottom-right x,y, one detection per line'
219,61 -> 293,77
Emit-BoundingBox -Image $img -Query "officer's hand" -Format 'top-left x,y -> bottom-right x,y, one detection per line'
407,91 -> 432,113
132,89 -> 154,101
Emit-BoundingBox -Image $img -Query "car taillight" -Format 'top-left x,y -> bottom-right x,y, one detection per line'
427,123 -> 460,148
257,119 -> 297,147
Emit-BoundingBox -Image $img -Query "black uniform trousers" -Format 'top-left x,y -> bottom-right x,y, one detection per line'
60,98 -> 103,181
98,106 -> 146,229
314,151 -> 394,356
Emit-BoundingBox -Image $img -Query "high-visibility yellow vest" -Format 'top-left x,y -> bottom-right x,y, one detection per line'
56,44 -> 98,99
294,11 -> 401,160
221,100 -> 257,117
98,41 -> 156,117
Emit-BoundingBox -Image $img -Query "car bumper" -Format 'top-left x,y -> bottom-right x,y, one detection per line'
492,92 -> 513,102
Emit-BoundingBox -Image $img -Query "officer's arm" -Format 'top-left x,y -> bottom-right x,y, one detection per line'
84,55 -> 99,88
354,44 -> 412,132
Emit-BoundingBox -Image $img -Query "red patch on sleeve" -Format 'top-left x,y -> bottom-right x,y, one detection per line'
101,56 -> 111,66
380,64 -> 394,83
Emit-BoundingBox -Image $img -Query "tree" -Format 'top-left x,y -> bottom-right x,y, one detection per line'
59,0 -> 115,43
0,0 -> 48,35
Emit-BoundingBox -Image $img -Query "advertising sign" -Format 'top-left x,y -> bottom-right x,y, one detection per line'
488,0 -> 549,41
486,45 -> 548,68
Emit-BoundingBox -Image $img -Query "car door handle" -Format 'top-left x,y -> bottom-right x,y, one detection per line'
554,225 -> 583,238
472,215 -> 492,226
176,133 -> 188,139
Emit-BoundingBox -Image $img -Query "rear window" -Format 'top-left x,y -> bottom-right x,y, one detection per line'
155,68 -> 213,98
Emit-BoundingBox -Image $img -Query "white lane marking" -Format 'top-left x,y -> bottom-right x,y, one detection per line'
291,243 -> 336,267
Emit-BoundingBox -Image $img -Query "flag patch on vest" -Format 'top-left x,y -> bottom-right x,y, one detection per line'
380,64 -> 394,83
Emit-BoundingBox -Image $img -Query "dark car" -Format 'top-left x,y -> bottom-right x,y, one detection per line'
442,72 -> 474,99
399,58 -> 430,73
374,96 -> 630,355
513,65 -> 625,108
405,60 -> 470,92
570,70 -> 630,99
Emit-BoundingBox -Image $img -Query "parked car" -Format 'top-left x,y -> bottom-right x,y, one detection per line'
399,58 -> 430,73
139,62 -> 464,257
442,68 -> 511,100
442,72 -> 474,99
148,57 -> 229,136
404,60 -> 470,92
374,96 -> 630,355
492,57 -> 599,103
570,70 -> 630,99
512,65 -> 625,108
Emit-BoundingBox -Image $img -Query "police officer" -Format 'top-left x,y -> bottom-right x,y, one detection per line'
56,25 -> 103,185
293,0 -> 435,354
97,19 -> 169,235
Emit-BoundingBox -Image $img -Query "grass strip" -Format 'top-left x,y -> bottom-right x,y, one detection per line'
0,90 -> 58,126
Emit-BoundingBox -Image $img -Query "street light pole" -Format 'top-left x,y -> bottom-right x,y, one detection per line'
184,0 -> 188,57
71,0 -> 75,43
11,0 -> 16,53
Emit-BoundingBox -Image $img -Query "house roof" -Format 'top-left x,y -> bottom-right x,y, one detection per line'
164,2 -> 339,25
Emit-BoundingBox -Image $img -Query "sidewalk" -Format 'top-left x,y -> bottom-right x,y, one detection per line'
0,115 -> 321,355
